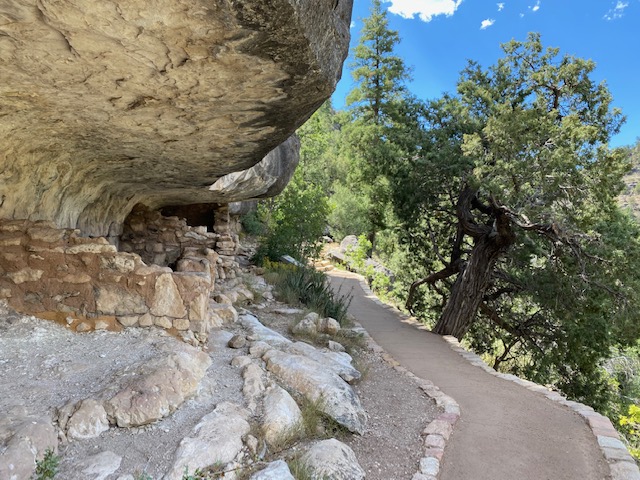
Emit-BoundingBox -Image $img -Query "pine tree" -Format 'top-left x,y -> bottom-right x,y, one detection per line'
344,0 -> 424,249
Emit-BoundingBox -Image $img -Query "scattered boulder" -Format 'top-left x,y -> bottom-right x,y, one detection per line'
301,439 -> 365,480
263,349 -> 367,434
243,363 -> 267,411
261,385 -> 303,446
328,340 -> 346,353
228,334 -> 247,349
317,317 -> 341,335
340,236 -> 359,253
210,302 -> 239,326
292,315 -> 318,335
165,402 -> 250,480
77,451 -> 122,480
66,399 -> 109,440
250,460 -> 295,480
0,409 -> 57,480
105,345 -> 211,427
286,342 -> 361,384
249,341 -> 274,358
239,314 -> 291,347
231,355 -> 253,369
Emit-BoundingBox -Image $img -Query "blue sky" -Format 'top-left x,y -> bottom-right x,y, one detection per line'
332,0 -> 639,147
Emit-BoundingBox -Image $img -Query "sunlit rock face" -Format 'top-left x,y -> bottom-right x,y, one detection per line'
0,0 -> 352,236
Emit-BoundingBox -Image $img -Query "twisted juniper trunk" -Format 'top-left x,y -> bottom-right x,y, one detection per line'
432,186 -> 517,339
433,234 -> 508,338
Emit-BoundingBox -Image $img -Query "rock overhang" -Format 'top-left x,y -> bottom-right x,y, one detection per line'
0,0 -> 353,236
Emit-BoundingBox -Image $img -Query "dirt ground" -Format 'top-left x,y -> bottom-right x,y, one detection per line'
0,293 -> 438,479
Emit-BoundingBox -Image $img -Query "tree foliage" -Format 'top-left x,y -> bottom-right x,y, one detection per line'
343,0 -> 424,248
394,33 -> 640,406
255,171 -> 329,263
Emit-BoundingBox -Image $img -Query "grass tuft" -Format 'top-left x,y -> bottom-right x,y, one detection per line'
263,262 -> 352,325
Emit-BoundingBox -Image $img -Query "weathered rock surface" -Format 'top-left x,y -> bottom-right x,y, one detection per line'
164,402 -> 250,480
105,345 -> 211,427
66,399 -> 110,440
286,341 -> 361,384
0,0 -> 353,236
261,385 -> 303,446
239,313 -> 292,347
301,439 -> 365,480
0,408 -> 58,480
250,460 -> 295,480
242,362 -> 267,411
76,451 -> 122,480
318,317 -> 341,335
210,135 -> 301,200
292,315 -> 318,335
263,349 -> 367,434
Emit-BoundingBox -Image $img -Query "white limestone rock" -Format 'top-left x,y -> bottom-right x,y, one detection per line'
78,451 -> 122,480
209,329 -> 235,350
164,402 -> 250,480
317,317 -> 341,335
250,460 -> 295,480
243,363 -> 266,411
286,341 -> 361,384
66,399 -> 109,440
301,439 -> 365,480
239,313 -> 291,347
263,349 -> 366,434
105,344 -> 211,427
0,409 -> 57,480
261,385 -> 303,446
292,316 -> 318,335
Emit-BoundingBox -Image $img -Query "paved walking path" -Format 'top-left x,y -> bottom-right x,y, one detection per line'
328,270 -> 609,480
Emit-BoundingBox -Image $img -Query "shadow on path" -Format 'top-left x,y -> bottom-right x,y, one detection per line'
328,269 -> 608,480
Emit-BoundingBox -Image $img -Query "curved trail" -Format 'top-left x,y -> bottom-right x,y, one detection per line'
328,270 -> 608,480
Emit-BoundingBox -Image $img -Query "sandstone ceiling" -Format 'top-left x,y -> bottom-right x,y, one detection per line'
0,0 -> 352,236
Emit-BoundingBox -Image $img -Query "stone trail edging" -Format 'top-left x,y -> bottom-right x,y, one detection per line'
441,335 -> 640,480
348,274 -> 461,480
350,272 -> 640,480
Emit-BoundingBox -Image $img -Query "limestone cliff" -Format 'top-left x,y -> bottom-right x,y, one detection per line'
0,0 -> 352,236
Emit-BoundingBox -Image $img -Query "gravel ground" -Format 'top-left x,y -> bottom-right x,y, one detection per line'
0,295 -> 440,479
346,350 -> 438,480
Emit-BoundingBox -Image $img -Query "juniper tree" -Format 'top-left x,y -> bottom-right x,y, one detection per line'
397,34 -> 640,404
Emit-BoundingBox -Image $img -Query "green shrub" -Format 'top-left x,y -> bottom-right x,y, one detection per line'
619,404 -> 640,459
265,262 -> 352,325
33,449 -> 59,480
255,172 -> 329,264
240,210 -> 265,236
328,183 -> 371,241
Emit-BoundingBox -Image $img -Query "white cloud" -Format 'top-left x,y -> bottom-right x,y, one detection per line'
480,18 -> 495,29
497,3 -> 505,11
350,21 -> 356,29
387,0 -> 463,22
531,1 -> 541,12
604,1 -> 628,20
519,12 -> 525,17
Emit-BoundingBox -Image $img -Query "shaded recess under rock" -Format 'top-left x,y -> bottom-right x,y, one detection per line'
0,0 -> 353,237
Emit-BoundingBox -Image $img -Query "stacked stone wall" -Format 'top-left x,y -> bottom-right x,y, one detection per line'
120,204 -> 241,282
0,219 -> 219,336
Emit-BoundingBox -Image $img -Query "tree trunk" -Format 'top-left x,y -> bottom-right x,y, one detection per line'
433,234 -> 507,338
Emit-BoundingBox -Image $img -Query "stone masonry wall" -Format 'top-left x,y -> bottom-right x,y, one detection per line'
119,204 -> 242,282
0,219 -> 222,336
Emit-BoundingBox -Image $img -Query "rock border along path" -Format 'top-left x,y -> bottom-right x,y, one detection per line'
327,269 -> 640,480
353,320 -> 460,480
